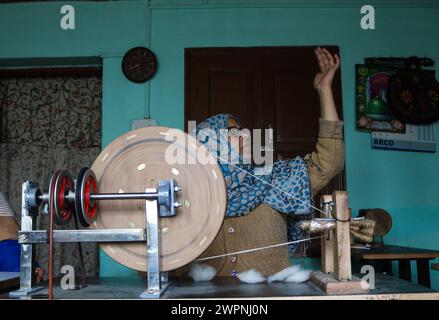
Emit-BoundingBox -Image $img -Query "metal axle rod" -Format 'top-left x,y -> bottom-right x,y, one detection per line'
89,192 -> 158,200
38,191 -> 159,202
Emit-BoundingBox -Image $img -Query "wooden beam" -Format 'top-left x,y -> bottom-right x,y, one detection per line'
332,191 -> 351,281
310,271 -> 368,295
320,194 -> 334,274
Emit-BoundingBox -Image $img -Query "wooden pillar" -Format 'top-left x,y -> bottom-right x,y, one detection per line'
320,194 -> 334,274
332,191 -> 352,281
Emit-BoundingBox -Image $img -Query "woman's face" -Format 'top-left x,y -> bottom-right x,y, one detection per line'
227,117 -> 252,163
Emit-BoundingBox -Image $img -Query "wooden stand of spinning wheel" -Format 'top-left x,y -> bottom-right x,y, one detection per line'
310,192 -> 369,295
91,126 -> 227,274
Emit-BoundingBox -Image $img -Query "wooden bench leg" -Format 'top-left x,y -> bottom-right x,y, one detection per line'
399,260 -> 412,282
416,259 -> 431,288
373,260 -> 392,275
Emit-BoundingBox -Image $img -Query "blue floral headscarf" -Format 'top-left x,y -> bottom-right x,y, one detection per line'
193,114 -> 313,255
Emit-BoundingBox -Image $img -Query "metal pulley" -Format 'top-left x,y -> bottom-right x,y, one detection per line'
27,168 -> 99,227
49,170 -> 75,225
75,167 -> 98,227
45,168 -> 99,227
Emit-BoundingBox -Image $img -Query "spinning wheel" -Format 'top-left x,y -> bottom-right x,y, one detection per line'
91,126 -> 227,272
11,127 -> 369,298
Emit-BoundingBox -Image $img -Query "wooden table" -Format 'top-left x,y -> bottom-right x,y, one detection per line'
351,244 -> 439,288
0,272 -> 19,293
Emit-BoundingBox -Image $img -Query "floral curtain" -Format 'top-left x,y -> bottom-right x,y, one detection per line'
0,75 -> 102,278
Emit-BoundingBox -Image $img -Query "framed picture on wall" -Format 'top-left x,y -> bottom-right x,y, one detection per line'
355,64 -> 406,133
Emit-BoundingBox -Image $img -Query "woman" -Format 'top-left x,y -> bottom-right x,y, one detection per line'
186,47 -> 345,278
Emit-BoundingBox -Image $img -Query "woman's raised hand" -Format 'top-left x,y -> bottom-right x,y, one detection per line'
313,47 -> 340,91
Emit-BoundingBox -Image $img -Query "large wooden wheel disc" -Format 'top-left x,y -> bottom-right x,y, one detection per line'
91,126 -> 226,272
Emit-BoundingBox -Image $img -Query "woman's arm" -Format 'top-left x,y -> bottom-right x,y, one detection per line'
305,48 -> 345,195
314,47 -> 340,121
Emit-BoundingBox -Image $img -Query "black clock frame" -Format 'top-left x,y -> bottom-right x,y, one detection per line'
121,46 -> 157,83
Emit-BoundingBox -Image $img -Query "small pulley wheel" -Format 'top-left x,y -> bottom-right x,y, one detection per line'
76,167 -> 98,227
49,170 -> 75,225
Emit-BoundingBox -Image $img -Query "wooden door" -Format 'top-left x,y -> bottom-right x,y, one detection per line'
185,46 -> 345,256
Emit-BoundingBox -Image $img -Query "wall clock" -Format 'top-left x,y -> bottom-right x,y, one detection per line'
121,47 -> 157,83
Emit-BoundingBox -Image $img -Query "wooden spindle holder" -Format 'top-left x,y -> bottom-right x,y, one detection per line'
309,191 -> 369,295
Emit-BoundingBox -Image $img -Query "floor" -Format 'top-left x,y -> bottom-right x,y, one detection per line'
3,273 -> 438,300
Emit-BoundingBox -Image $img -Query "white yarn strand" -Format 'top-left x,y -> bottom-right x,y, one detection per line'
196,235 -> 324,262
213,154 -> 329,217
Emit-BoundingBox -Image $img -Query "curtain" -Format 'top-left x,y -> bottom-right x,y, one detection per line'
0,75 -> 102,278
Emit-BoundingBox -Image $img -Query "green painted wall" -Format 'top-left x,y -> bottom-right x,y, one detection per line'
1,1 -> 438,289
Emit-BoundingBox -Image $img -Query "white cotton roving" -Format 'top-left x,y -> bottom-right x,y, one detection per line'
267,265 -> 302,283
188,263 -> 217,282
236,269 -> 266,284
285,269 -> 312,283
267,265 -> 311,283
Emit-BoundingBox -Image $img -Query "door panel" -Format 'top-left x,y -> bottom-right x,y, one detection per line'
209,69 -> 254,127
